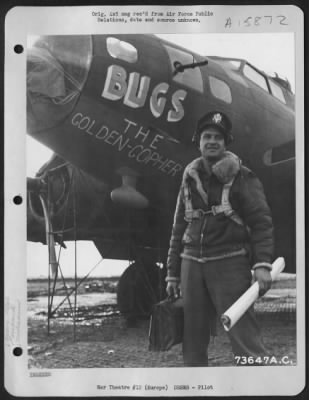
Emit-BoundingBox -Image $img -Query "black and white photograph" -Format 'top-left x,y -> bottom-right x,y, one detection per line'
4,4 -> 305,397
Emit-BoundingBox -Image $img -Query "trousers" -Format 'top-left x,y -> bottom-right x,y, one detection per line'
180,255 -> 267,366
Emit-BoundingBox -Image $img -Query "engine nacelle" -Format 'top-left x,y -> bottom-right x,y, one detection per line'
27,154 -> 108,243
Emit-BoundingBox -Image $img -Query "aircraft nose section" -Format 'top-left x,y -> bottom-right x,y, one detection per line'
27,35 -> 92,135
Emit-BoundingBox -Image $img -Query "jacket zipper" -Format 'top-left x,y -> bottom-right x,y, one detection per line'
200,215 -> 208,258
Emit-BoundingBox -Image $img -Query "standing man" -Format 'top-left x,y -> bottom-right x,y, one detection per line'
166,111 -> 274,366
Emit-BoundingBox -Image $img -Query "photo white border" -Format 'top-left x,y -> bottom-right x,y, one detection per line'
4,4 -> 305,396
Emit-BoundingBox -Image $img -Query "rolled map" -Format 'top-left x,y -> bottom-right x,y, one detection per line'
221,257 -> 285,331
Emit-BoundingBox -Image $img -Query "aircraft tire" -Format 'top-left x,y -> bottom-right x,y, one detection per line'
117,261 -> 163,324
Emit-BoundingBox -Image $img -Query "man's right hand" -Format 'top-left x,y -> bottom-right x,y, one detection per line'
166,281 -> 181,298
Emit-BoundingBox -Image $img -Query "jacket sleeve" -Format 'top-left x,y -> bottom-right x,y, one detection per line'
239,170 -> 274,266
166,186 -> 187,280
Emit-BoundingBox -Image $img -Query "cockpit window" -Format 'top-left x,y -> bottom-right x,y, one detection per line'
163,45 -> 203,93
227,60 -> 242,70
243,63 -> 269,92
215,58 -> 242,71
209,76 -> 232,103
107,37 -> 138,63
269,79 -> 286,104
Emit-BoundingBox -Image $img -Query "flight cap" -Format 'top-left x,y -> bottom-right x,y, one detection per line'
194,111 -> 233,145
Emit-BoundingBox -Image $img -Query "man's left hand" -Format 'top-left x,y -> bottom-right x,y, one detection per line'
253,268 -> 272,297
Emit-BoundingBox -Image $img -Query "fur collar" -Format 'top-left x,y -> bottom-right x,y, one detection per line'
212,151 -> 241,184
183,151 -> 241,206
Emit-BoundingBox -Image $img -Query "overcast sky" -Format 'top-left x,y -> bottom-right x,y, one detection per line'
27,32 -> 295,278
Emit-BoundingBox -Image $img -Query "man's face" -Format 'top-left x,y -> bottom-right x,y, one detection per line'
199,127 -> 226,161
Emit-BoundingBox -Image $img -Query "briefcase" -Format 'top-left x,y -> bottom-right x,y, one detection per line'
148,297 -> 184,351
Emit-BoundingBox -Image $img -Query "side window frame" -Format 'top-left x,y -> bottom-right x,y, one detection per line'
268,79 -> 287,104
163,44 -> 204,93
209,76 -> 232,104
263,141 -> 295,166
243,63 -> 270,93
106,37 -> 138,64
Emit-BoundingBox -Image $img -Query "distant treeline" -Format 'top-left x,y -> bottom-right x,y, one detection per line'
27,276 -> 119,282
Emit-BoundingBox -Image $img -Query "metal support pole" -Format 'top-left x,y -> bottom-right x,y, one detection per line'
40,191 -> 59,335
72,171 -> 77,342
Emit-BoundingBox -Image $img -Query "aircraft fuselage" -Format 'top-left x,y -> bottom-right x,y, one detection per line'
27,34 -> 295,270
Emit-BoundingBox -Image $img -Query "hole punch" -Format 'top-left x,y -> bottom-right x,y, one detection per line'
14,44 -> 24,54
13,347 -> 23,356
13,195 -> 23,205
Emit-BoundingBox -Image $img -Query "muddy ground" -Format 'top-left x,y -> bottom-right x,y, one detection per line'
28,317 -> 296,368
28,282 -> 296,369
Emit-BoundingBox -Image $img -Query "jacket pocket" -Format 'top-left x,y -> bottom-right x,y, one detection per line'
182,220 -> 201,245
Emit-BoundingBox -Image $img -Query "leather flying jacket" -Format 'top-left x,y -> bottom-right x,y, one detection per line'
166,153 -> 274,279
